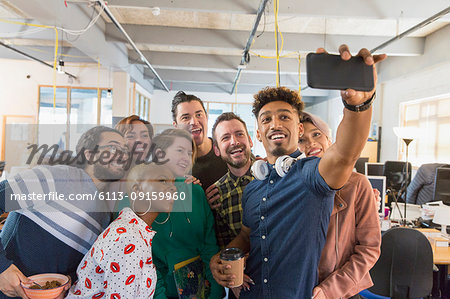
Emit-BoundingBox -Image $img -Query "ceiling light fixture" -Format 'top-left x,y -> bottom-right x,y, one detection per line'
57,60 -> 65,74
151,7 -> 160,16
0,41 -> 77,79
98,0 -> 169,91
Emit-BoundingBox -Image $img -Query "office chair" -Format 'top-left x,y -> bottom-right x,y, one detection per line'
369,227 -> 433,299
433,166 -> 450,205
384,161 -> 412,191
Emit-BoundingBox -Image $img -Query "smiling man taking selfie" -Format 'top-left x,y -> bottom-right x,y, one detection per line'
210,45 -> 386,298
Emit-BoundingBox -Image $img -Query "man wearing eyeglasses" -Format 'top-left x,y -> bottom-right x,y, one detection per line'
0,126 -> 129,298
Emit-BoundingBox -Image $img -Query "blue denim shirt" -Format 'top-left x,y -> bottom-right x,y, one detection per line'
241,152 -> 335,299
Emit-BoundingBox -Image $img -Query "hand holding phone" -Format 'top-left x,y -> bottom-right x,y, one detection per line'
306,53 -> 374,91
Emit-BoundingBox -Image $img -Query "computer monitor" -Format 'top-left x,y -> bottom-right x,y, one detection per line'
355,157 -> 369,174
367,175 -> 386,216
433,167 -> 450,206
365,162 -> 384,176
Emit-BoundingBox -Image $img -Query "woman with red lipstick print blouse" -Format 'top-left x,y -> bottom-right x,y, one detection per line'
298,112 -> 381,299
67,163 -> 176,299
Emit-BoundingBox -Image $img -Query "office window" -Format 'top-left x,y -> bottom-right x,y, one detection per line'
38,88 -> 68,125
204,102 -> 257,145
135,95 -> 140,117
204,101 -> 264,155
38,87 -> 69,150
400,96 -> 450,166
100,90 -> 113,125
70,89 -> 98,125
207,103 -> 232,138
134,92 -> 150,120
234,104 -> 256,143
38,86 -> 113,150
140,95 -> 145,119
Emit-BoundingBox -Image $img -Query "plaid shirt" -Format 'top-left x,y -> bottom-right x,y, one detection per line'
213,167 -> 254,248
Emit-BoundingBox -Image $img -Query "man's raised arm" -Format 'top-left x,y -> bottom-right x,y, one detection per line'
319,45 -> 386,189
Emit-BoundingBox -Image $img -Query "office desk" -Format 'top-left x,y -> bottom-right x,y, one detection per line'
432,245 -> 450,265
418,228 -> 450,297
433,247 -> 450,298
415,228 -> 450,264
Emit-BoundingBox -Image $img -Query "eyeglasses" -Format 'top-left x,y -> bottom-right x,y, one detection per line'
97,144 -> 129,155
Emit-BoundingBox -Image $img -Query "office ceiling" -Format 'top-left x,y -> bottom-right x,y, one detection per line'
1,0 -> 449,103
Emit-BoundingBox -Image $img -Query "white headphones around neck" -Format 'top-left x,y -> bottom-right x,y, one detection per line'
251,153 -> 306,180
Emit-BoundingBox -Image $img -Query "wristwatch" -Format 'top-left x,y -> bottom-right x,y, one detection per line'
342,92 -> 376,112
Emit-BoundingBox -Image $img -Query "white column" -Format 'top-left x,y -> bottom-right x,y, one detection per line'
112,72 -> 130,120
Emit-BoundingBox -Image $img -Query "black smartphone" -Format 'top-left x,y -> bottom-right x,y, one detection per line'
306,53 -> 374,91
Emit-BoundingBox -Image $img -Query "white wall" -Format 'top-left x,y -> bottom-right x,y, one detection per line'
0,59 -> 112,158
305,95 -> 346,140
306,100 -> 329,120
378,24 -> 450,84
378,24 -> 450,163
379,62 -> 450,162
148,90 -> 177,125
112,71 -> 130,118
305,92 -> 381,142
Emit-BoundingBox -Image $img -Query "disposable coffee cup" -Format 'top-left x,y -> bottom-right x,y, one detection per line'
220,248 -> 244,287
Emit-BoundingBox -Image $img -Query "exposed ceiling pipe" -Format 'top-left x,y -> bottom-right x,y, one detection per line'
0,40 -> 78,79
97,0 -> 169,92
230,0 -> 269,95
371,6 -> 450,53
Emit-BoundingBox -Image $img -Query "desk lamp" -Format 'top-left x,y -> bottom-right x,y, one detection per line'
432,205 -> 450,237
393,127 -> 416,226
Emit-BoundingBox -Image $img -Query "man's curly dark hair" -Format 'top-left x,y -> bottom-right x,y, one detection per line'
252,86 -> 305,118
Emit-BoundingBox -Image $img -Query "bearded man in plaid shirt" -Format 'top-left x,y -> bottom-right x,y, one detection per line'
205,112 -> 254,249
